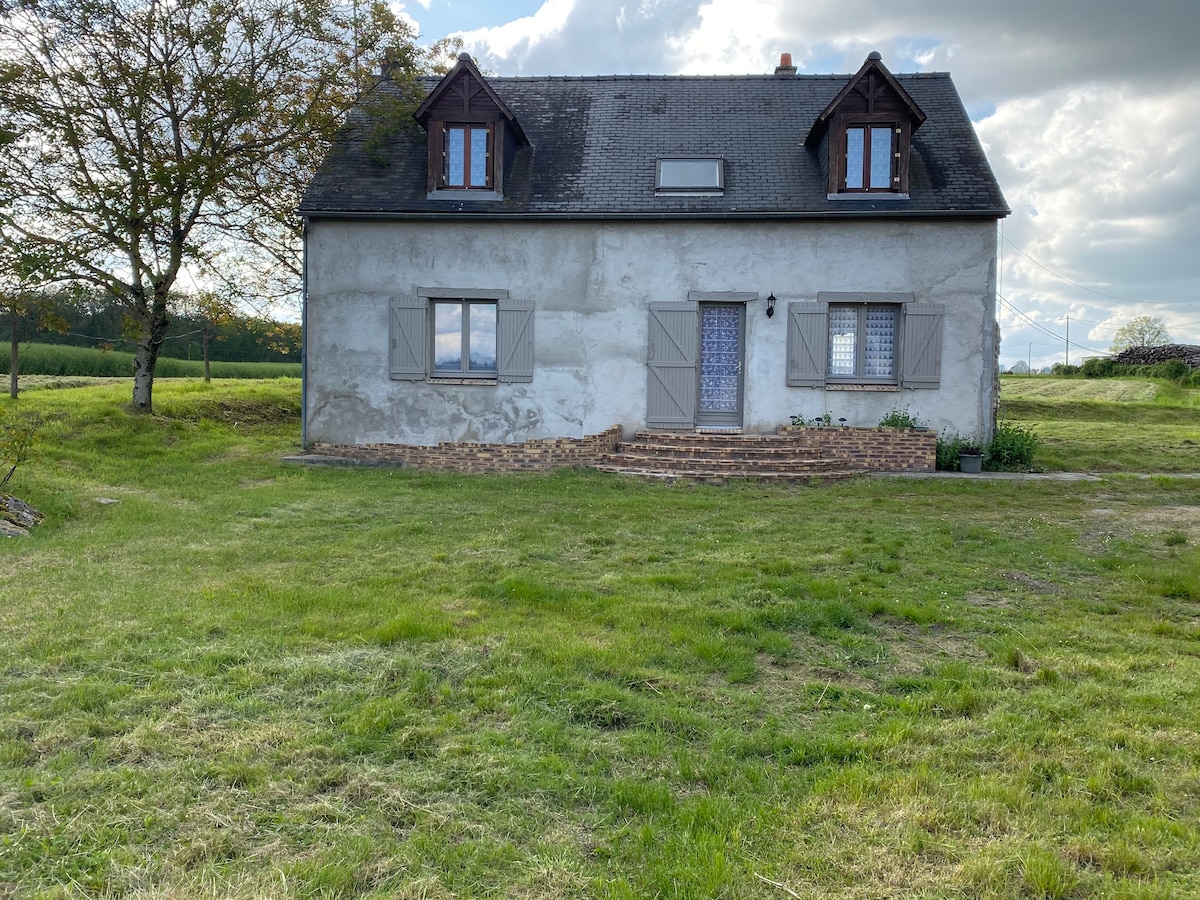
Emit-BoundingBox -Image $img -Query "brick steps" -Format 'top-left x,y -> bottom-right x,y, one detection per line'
590,465 -> 858,485
594,431 -> 860,483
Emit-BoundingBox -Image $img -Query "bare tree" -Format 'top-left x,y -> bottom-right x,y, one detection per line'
0,0 -> 423,412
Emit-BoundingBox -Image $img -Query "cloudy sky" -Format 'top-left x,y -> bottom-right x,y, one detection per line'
397,0 -> 1198,369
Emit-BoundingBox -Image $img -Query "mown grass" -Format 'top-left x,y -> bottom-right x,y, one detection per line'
2,379 -> 1200,898
1000,375 -> 1200,472
1,342 -> 300,379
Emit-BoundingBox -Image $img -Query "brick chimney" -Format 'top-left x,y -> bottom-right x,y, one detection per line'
774,52 -> 797,77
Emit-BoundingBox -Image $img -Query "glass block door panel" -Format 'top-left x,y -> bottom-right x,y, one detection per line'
697,304 -> 744,426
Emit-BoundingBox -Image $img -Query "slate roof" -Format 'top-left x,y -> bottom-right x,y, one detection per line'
299,69 -> 1009,220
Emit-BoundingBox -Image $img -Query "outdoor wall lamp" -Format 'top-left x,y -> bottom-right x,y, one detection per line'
766,293 -> 776,317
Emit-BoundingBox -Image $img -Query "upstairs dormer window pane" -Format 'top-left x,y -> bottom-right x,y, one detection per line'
845,129 -> 865,190
870,127 -> 893,188
657,157 -> 723,193
444,124 -> 491,189
844,125 -> 896,192
470,127 -> 489,186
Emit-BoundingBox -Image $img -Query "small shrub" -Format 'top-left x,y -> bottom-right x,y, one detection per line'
985,423 -> 1039,471
1050,363 -> 1080,376
0,409 -> 43,488
1080,357 -> 1119,378
878,406 -> 920,428
1149,358 -> 1190,383
936,433 -> 972,471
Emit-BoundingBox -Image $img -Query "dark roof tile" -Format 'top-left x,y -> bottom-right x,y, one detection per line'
300,71 -> 1008,219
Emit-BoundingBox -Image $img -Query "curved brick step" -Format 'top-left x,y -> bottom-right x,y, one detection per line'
601,452 -> 839,473
613,442 -> 827,463
590,464 -> 860,485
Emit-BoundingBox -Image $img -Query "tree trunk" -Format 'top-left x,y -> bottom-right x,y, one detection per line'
9,305 -> 17,400
130,291 -> 171,414
203,328 -> 211,383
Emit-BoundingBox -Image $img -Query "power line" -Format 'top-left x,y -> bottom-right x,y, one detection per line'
997,293 -> 1109,357
1002,236 -> 1200,305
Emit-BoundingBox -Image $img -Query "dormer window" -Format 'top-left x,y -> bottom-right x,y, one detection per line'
443,124 -> 493,190
656,157 -> 723,195
806,52 -> 925,200
414,53 -> 528,201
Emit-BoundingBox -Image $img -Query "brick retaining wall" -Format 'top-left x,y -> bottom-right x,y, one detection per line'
777,426 -> 936,472
309,425 -> 624,474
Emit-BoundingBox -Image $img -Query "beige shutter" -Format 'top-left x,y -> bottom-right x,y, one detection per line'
389,296 -> 426,381
646,302 -> 698,429
901,304 -> 944,389
497,297 -> 534,382
787,302 -> 828,387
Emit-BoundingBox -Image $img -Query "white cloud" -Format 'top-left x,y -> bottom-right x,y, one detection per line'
453,0 -> 577,68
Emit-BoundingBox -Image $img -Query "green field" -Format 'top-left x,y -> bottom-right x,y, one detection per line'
998,375 -> 1200,473
1,378 -> 1199,898
1,342 -> 300,380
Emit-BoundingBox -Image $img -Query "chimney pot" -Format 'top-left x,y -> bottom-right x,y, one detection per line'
774,51 -> 798,77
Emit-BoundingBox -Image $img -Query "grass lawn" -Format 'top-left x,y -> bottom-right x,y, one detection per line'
2,378 -> 1200,898
1000,375 -> 1200,473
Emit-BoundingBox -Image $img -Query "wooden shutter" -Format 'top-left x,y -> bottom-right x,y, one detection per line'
646,302 -> 698,429
787,302 -> 828,387
389,296 -> 426,381
901,304 -> 945,389
497,297 -> 534,383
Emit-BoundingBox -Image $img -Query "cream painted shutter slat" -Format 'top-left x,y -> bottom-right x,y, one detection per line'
901,304 -> 944,389
646,302 -> 698,429
390,296 -> 426,381
787,302 -> 828,387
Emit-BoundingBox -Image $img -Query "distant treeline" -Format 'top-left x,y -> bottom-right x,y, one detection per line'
1,291 -> 301,363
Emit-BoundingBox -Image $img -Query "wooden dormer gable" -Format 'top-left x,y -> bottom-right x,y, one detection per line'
806,52 -> 926,196
415,54 -> 527,197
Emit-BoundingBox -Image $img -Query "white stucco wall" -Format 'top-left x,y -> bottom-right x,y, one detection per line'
303,217 -> 999,446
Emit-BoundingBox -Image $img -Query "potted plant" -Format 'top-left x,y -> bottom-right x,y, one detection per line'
958,446 -> 984,474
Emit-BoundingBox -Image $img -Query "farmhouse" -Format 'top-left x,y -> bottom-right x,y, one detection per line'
299,51 -> 1008,472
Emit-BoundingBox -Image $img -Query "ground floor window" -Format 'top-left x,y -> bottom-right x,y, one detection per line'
787,293 -> 944,389
433,301 -> 497,375
389,289 -> 533,383
828,304 -> 897,381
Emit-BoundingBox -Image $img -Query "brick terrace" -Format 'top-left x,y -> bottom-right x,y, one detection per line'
298,425 -> 935,480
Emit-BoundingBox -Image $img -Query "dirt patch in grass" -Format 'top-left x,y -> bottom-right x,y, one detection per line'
999,570 -> 1062,596
1125,506 -> 1200,542
883,621 -> 986,675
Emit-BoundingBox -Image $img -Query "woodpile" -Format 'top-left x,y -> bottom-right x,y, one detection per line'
1112,344 -> 1200,368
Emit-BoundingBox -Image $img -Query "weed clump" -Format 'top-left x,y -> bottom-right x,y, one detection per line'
986,422 -> 1039,471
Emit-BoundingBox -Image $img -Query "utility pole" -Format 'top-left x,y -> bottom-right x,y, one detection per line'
1065,316 -> 1070,368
